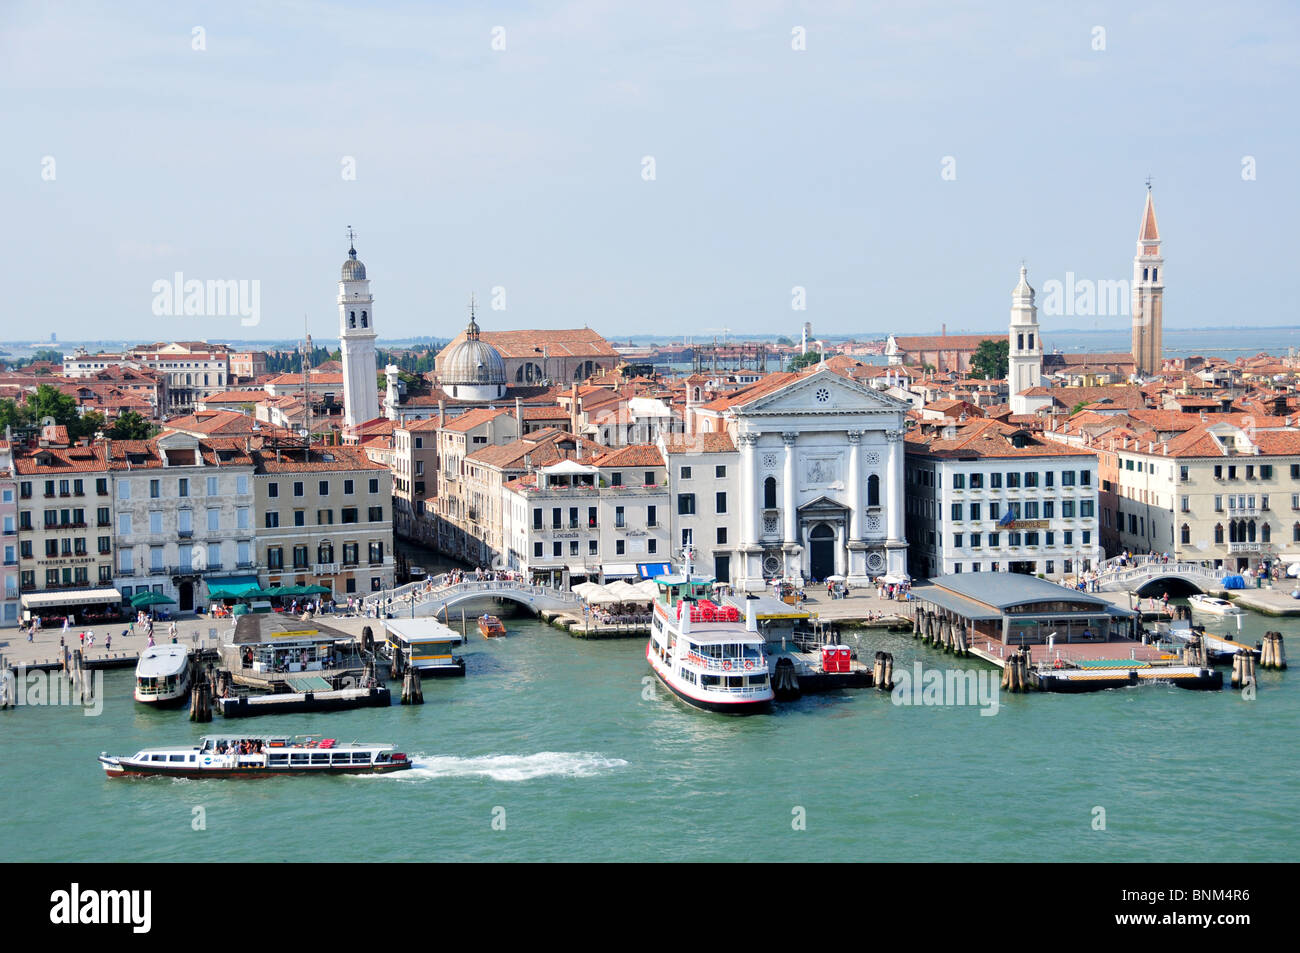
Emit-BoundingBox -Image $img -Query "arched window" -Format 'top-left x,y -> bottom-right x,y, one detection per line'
1247,520 -> 1257,543
868,474 -> 880,507
1214,523 -> 1224,544
1180,523 -> 1190,545
763,476 -> 777,509
317,542 -> 333,564
1294,523 -> 1300,543
349,311 -> 356,328
1153,269 -> 1158,282
693,387 -> 701,402
1261,523 -> 1271,543
361,311 -> 368,328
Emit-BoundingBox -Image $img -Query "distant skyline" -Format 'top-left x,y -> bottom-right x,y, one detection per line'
5,2 -> 1298,342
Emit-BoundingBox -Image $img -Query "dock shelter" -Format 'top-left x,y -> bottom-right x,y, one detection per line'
910,573 -> 1139,648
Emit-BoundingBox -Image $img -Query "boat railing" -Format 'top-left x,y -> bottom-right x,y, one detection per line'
683,652 -> 767,672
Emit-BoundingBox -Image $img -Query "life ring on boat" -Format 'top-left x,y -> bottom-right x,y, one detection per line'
744,659 -> 753,670
723,660 -> 732,671
1053,658 -> 1065,670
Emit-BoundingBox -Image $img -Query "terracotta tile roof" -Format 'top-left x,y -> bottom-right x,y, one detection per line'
588,444 -> 665,468
661,433 -> 737,454
14,444 -> 109,474
251,445 -> 386,473
906,418 -> 1097,460
440,406 -> 515,433
892,334 -> 1001,352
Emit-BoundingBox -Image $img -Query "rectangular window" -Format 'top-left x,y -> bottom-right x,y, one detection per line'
952,473 -> 965,489
1080,500 -> 1095,518
717,527 -> 727,544
344,479 -> 355,495
532,508 -> 542,530
268,482 -> 279,498
318,480 -> 329,495
178,478 -> 189,497
265,512 -> 280,528
533,542 -> 543,558
293,546 -> 309,569
206,508 -> 218,532
990,473 -> 1002,489
715,492 -> 727,514
953,533 -> 963,549
969,473 -> 983,489
680,466 -> 692,480
715,465 -> 726,479
616,539 -> 625,555
951,503 -> 962,521
1006,472 -> 1020,489
118,513 -> 132,534
588,539 -> 598,555
615,506 -> 625,529
369,478 -> 379,494
647,505 -> 657,527
149,479 -> 160,498
648,539 -> 657,554
293,481 -> 304,497
368,506 -> 383,522
368,541 -> 384,564
1044,471 -> 1054,488
970,532 -> 981,548
1080,470 -> 1091,486
118,482 -> 130,500
610,471 -> 622,487
1024,472 -> 1038,488
207,476 -> 219,496
553,541 -> 562,557
678,494 -> 696,515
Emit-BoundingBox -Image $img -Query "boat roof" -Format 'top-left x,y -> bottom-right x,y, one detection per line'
683,630 -> 766,645
381,617 -> 465,644
653,574 -> 715,587
722,593 -> 810,620
135,644 -> 189,677
230,613 -> 357,645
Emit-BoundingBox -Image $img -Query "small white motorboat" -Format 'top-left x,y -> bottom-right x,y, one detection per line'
133,644 -> 192,706
1188,594 -> 1244,617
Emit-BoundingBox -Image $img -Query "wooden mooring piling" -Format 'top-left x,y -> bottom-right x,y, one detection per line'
1000,648 -> 1034,693
1231,649 -> 1258,690
400,666 -> 423,705
872,651 -> 895,691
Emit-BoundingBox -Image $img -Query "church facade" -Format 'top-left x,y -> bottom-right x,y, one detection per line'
688,367 -> 910,589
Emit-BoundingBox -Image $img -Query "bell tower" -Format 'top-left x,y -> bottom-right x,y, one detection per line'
338,227 -> 379,427
1008,264 -> 1041,412
1131,185 -> 1164,377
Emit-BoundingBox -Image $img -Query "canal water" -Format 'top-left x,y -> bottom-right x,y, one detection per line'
2,603 -> 1297,862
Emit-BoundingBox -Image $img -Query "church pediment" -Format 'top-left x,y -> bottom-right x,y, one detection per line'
739,369 -> 910,417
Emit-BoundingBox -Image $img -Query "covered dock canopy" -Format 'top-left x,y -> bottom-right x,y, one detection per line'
910,573 -> 1139,646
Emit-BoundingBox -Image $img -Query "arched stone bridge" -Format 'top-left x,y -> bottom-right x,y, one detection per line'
363,576 -> 581,619
1094,559 -> 1227,595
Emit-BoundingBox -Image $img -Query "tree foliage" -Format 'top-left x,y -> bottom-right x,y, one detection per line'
970,338 -> 1009,380
788,351 -> 821,371
105,410 -> 157,440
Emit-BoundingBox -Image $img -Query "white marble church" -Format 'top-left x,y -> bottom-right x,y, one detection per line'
688,365 -> 911,590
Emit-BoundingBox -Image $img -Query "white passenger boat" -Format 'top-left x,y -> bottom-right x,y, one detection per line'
1188,594 -> 1245,617
133,644 -> 191,707
98,735 -> 413,778
647,548 -> 773,714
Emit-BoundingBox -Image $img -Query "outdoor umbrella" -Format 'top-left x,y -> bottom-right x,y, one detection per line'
130,591 -> 176,608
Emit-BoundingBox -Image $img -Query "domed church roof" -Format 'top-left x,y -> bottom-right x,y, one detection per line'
442,310 -> 506,386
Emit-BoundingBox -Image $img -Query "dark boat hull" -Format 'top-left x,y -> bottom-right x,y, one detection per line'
100,758 -> 412,779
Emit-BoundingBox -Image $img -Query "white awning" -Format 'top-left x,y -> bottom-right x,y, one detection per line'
21,588 -> 122,609
601,563 -> 640,578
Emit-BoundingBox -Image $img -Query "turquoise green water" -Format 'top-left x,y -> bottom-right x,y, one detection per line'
2,607 -> 1297,862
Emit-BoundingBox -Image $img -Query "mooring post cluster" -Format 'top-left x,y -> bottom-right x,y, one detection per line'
1000,648 -> 1034,693
1260,632 -> 1287,671
872,651 -> 894,691
1231,649 -> 1257,690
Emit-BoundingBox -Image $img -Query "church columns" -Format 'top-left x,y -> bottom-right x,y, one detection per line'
886,428 -> 905,543
739,432 -> 760,548
782,432 -> 797,544
847,430 -> 863,540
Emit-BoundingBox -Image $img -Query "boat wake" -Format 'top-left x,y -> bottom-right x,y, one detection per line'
371,751 -> 629,782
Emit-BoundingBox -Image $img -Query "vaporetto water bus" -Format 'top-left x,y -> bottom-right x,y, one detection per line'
647,549 -> 774,714
98,735 -> 413,778
133,644 -> 191,707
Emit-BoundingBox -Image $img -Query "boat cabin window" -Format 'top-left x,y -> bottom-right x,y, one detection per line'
291,753 -> 309,764
352,752 -> 372,763
311,753 -> 330,764
701,674 -> 720,688
331,753 -> 351,764
269,753 -> 289,765
168,754 -> 186,762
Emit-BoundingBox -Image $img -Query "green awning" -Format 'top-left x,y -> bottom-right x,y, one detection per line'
207,576 -> 264,599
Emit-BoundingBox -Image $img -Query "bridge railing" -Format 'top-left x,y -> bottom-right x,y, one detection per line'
1097,561 -> 1222,586
361,578 -> 580,615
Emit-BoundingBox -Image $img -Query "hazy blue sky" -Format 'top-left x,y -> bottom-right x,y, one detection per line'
3,1 -> 1298,345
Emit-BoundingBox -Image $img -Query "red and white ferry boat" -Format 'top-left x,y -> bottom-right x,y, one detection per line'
646,548 -> 773,715
98,735 -> 413,778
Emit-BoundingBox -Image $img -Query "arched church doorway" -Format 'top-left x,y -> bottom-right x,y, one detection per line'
808,523 -> 835,581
